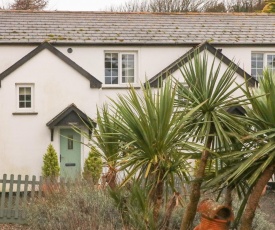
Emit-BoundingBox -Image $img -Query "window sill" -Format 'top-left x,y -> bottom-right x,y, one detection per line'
102,85 -> 141,89
12,112 -> 38,115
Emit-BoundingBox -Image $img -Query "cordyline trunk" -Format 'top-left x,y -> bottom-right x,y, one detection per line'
180,135 -> 213,230
240,163 -> 275,230
151,169 -> 165,222
101,168 -> 117,190
225,186 -> 234,208
160,192 -> 180,230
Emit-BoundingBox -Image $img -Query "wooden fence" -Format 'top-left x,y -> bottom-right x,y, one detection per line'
0,174 -> 43,224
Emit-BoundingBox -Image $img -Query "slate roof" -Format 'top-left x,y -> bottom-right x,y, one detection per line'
0,11 -> 274,45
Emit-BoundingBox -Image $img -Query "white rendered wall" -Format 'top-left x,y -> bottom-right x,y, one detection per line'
0,49 -> 101,177
0,43 -> 268,178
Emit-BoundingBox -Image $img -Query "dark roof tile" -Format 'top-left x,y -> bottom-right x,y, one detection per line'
0,11 -> 274,45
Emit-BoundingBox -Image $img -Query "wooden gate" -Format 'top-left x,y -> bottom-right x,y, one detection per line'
0,174 -> 43,224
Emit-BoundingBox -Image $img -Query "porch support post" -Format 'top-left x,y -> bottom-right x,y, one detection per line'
50,128 -> 54,142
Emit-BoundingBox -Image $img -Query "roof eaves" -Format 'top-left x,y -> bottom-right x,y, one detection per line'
0,42 -> 102,88
147,41 -> 257,87
46,103 -> 96,128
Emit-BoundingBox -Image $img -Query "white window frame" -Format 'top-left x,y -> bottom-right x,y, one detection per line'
15,83 -> 35,112
266,53 -> 275,72
251,52 -> 275,79
104,51 -> 137,86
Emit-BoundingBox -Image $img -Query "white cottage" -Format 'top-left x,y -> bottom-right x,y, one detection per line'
0,11 -> 272,178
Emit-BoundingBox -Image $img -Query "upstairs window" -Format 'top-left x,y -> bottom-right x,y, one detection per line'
251,53 -> 275,79
105,52 -> 136,85
16,84 -> 34,111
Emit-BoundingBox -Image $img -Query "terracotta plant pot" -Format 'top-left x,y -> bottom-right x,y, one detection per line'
194,215 -> 230,230
194,199 -> 234,230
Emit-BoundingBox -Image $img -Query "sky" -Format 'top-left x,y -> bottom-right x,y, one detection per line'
1,0 -> 132,11
47,0 -> 130,11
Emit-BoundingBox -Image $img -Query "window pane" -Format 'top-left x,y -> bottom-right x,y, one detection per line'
112,69 -> 118,77
112,77 -> 118,84
25,87 -> 31,95
26,102 -> 31,108
128,61 -> 134,68
122,54 -> 135,83
19,102 -> 25,108
267,55 -> 275,68
128,69 -> 134,76
105,62 -> 111,68
105,77 -> 111,84
257,69 -> 263,75
257,61 -> 263,68
19,88 -> 24,95
105,68 -> 111,76
251,69 -> 256,76
112,53 -> 118,60
112,61 -> 118,68
68,135 -> 73,150
128,77 -> 134,83
122,77 -> 134,83
251,53 -> 263,79
105,53 -> 111,61
26,95 -> 31,100
105,53 -> 119,84
19,95 -> 25,101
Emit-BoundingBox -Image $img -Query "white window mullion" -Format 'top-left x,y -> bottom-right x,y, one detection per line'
119,53 -> 122,85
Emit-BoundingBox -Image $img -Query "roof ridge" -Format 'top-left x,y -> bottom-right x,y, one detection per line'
0,10 -> 272,16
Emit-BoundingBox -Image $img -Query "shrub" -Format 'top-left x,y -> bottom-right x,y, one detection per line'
82,147 -> 102,185
42,144 -> 60,180
26,181 -> 123,230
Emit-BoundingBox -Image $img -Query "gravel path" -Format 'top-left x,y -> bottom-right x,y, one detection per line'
259,190 -> 275,224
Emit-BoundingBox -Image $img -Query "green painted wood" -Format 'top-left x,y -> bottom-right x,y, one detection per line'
7,175 -> 14,219
0,174 -> 7,218
31,175 -> 35,199
14,175 -> 21,219
0,174 -> 43,224
60,129 -> 81,180
38,176 -> 43,199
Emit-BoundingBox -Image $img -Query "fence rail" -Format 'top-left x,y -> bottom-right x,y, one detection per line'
0,174 -> 43,224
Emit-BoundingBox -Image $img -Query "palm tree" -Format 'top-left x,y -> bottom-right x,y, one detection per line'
91,105 -> 121,189
177,51 -> 249,230
212,70 -> 275,229
107,78 -> 202,222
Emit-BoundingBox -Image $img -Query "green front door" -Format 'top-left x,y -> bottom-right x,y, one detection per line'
60,129 -> 81,180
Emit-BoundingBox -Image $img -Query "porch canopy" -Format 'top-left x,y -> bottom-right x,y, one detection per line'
46,103 -> 96,141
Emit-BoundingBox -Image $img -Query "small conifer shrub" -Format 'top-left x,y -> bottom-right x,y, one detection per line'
82,147 -> 103,185
42,144 -> 60,179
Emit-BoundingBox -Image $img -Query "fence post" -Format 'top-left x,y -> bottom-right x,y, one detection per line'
0,174 -> 7,218
14,175 -> 22,219
7,174 -> 14,219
